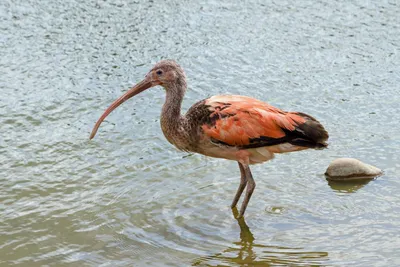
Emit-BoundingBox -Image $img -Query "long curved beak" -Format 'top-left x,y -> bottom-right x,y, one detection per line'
89,78 -> 157,139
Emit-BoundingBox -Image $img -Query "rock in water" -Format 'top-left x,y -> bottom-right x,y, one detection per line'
325,158 -> 382,180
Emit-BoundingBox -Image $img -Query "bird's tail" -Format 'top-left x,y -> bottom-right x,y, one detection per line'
288,112 -> 329,149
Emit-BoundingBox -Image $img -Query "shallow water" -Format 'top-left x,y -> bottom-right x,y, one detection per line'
1,0 -> 400,266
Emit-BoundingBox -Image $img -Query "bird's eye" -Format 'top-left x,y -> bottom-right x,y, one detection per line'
156,70 -> 163,75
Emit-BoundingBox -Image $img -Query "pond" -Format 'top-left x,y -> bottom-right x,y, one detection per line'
1,0 -> 399,266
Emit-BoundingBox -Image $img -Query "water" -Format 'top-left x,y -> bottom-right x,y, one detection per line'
1,0 -> 400,266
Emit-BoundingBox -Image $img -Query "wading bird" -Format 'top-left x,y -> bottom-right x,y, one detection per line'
90,60 -> 328,218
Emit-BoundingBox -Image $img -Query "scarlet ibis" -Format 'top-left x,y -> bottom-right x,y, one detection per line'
90,60 -> 329,218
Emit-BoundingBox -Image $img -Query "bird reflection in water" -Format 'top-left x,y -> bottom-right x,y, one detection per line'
192,208 -> 329,266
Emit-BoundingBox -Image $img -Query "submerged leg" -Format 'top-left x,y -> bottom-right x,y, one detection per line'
231,162 -> 248,208
238,165 -> 256,218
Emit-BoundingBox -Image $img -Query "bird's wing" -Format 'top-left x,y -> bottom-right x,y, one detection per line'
200,95 -> 311,148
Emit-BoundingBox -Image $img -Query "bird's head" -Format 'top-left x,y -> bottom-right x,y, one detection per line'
89,60 -> 186,139
149,60 -> 186,89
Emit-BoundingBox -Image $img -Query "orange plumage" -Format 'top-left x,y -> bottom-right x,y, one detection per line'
201,95 -> 309,147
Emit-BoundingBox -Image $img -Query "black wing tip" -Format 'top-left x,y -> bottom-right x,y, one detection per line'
316,141 -> 329,149
294,113 -> 329,143
288,138 -> 328,150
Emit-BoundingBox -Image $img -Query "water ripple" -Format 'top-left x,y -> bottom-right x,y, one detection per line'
1,0 -> 400,266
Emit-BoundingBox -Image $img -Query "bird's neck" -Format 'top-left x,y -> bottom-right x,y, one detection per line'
160,84 -> 187,148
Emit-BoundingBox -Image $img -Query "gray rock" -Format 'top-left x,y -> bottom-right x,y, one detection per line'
325,158 -> 382,180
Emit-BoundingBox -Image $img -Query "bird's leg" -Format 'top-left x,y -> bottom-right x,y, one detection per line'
238,165 -> 256,218
231,162 -> 248,209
